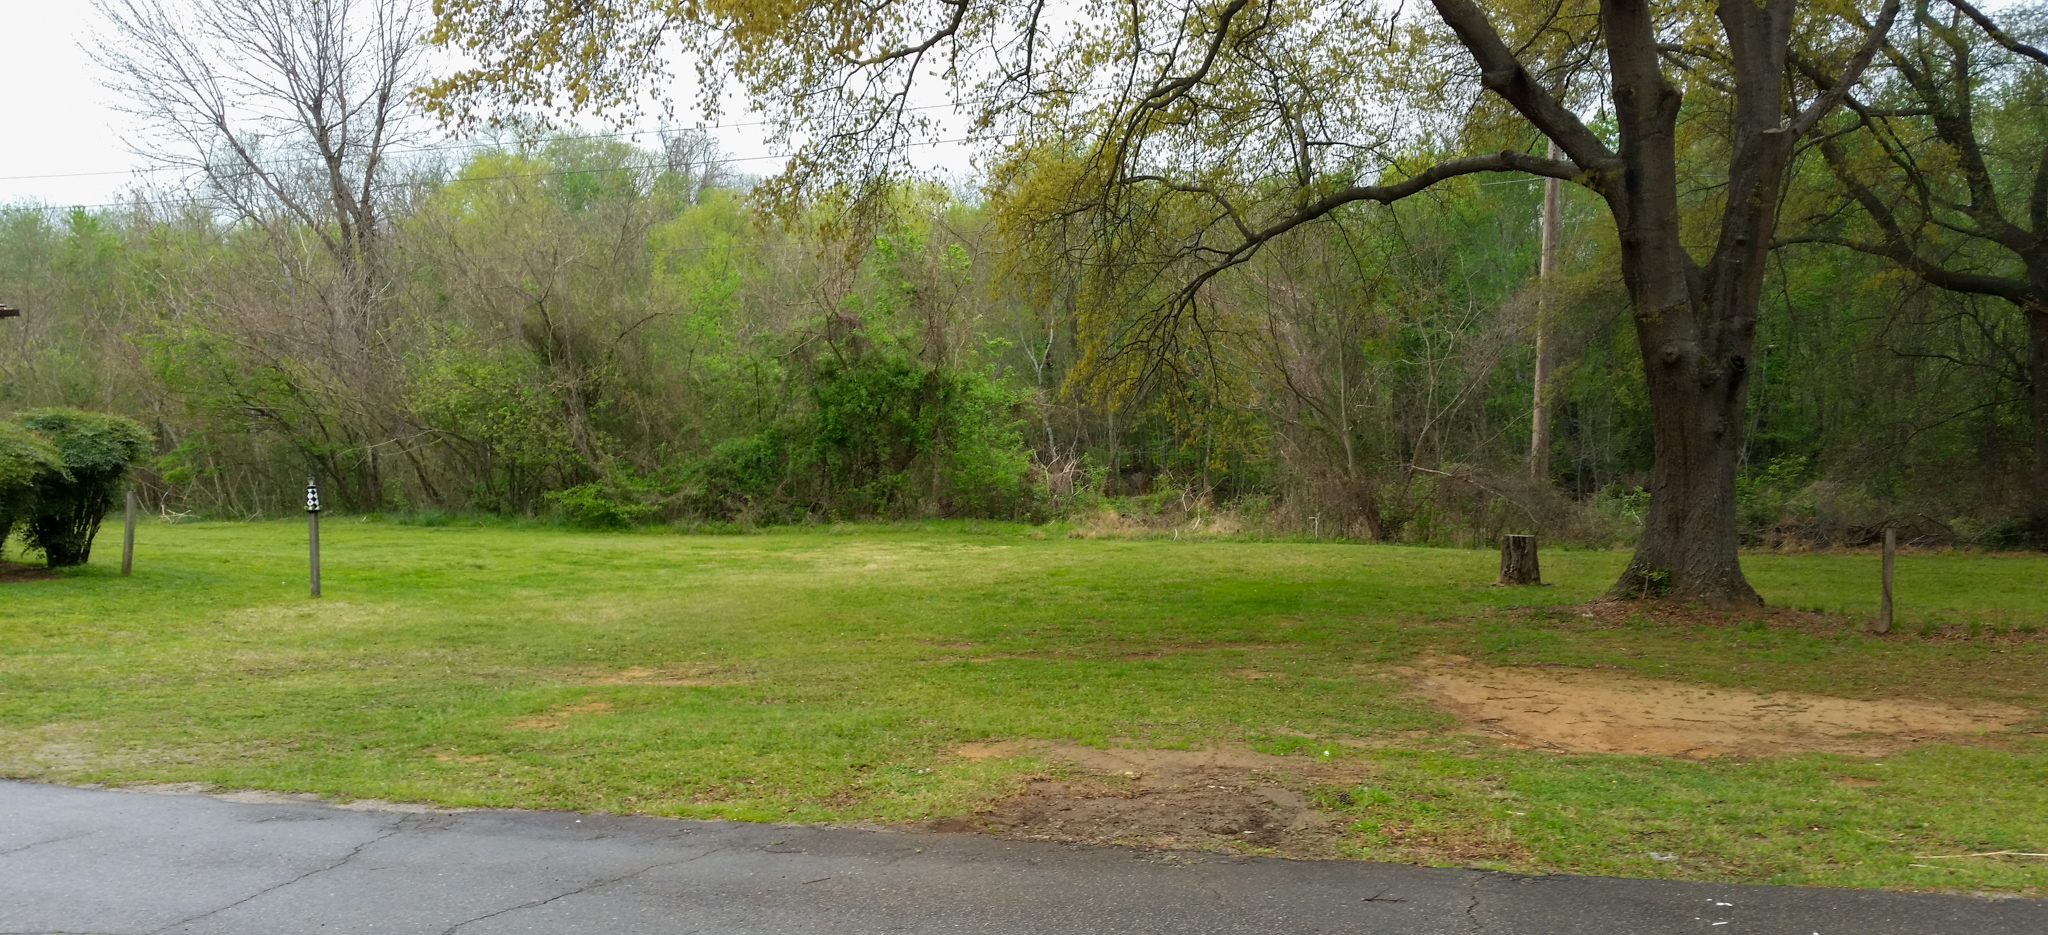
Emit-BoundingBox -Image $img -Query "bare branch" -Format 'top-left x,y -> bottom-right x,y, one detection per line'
854,0 -> 971,66
1945,0 -> 2048,67
1785,0 -> 1902,138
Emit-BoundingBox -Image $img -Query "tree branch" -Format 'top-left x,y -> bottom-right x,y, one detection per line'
1774,233 -> 2030,302
1785,0 -> 1902,138
854,0 -> 971,67
1429,0 -> 1621,176
1946,0 -> 2048,68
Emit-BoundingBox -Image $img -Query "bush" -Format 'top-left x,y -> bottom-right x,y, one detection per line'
667,354 -> 1033,524
10,409 -> 152,566
681,431 -> 792,522
0,423 -> 67,559
802,354 -> 1029,518
547,473 -> 666,528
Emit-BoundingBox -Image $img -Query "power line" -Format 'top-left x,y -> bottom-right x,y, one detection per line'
21,134 -> 996,213
0,120 -> 756,184
0,96 -> 1012,186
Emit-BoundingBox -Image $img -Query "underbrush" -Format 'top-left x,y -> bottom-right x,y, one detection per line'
117,456 -> 2044,559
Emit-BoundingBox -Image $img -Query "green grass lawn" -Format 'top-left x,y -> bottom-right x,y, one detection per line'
3,519 -> 2046,892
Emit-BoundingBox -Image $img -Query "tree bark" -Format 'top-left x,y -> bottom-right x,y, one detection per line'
1499,534 -> 1541,585
1589,0 -> 1800,607
1617,306 -> 1759,604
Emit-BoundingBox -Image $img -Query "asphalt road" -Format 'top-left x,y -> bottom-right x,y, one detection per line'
1,780 -> 2040,934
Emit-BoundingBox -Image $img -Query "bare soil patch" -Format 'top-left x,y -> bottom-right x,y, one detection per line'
507,701 -> 614,730
928,741 -> 1366,857
1407,657 -> 2028,757
585,665 -> 740,687
0,560 -> 59,583
1554,598 -> 2043,642
1553,599 -> 1844,633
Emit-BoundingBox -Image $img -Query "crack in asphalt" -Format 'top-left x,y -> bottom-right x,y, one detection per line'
1464,873 -> 1483,933
0,831 -> 97,858
245,813 -> 332,825
865,843 -> 935,871
144,817 -> 413,935
436,845 -> 730,935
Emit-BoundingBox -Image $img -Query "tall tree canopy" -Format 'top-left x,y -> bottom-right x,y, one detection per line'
429,0 -> 1902,605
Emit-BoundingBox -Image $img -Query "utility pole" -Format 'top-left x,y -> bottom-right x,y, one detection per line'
1529,142 -> 1561,483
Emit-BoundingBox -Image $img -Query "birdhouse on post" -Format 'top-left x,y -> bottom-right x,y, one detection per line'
305,474 -> 322,597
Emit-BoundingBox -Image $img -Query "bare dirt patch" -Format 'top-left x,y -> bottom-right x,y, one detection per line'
113,784 -> 469,813
507,701 -> 614,730
0,560 -> 59,583
585,665 -> 741,687
1562,599 -> 1839,630
1554,598 -> 2045,642
926,741 -> 1366,857
931,643 -> 1281,665
1407,658 -> 2029,757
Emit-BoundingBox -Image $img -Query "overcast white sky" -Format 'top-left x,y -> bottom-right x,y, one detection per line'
0,3 -> 978,211
0,3 -> 148,208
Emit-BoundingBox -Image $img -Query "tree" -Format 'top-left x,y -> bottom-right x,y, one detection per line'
427,0 -> 1903,604
94,0 -> 427,294
93,0 -> 434,511
1783,0 -> 2048,541
659,126 -> 739,206
10,410 -> 152,567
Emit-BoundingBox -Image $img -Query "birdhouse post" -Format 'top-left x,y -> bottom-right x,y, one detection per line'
305,474 -> 322,597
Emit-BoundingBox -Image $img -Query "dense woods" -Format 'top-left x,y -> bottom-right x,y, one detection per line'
1,0 -> 2044,556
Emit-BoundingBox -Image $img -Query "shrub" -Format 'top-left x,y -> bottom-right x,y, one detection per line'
12,409 -> 152,567
0,423 -> 67,560
682,431 -> 791,521
802,354 -> 1029,518
547,473 -> 666,528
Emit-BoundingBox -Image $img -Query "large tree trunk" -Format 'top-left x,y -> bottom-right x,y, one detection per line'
1615,298 -> 1761,605
1596,0 -> 1774,606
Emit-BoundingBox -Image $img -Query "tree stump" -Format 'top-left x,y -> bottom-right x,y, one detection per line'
1499,534 -> 1540,586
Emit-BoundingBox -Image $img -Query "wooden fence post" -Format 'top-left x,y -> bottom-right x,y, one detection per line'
309,509 -> 321,598
121,489 -> 135,576
1876,527 -> 1895,634
1499,534 -> 1540,586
